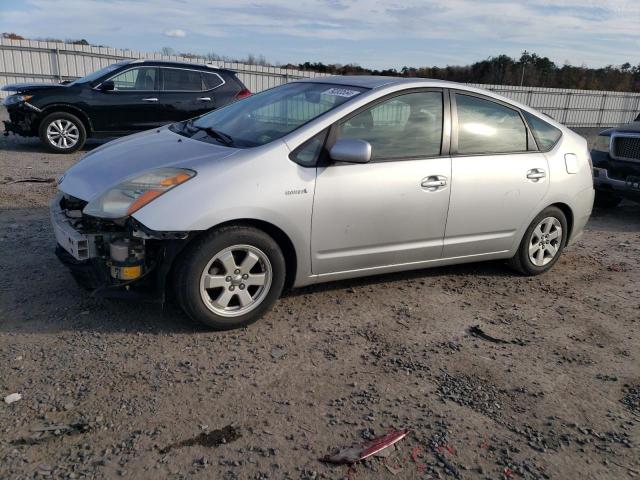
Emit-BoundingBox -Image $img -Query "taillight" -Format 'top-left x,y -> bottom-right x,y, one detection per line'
235,88 -> 251,100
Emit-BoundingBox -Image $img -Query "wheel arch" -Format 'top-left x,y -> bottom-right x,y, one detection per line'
188,218 -> 298,291
549,202 -> 574,240
40,104 -> 93,134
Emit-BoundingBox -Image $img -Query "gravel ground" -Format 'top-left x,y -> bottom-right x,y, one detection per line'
1,109 -> 639,479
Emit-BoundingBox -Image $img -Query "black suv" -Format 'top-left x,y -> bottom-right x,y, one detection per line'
591,113 -> 640,206
2,60 -> 251,152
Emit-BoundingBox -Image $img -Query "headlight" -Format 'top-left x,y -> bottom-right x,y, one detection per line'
593,135 -> 610,153
2,94 -> 33,106
83,168 -> 196,219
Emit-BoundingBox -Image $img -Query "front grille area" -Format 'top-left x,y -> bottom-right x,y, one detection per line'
613,136 -> 640,161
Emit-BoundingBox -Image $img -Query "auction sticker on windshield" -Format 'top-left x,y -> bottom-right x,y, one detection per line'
322,88 -> 361,98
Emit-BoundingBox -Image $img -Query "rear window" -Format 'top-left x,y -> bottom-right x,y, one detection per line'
161,68 -> 202,91
456,94 -> 528,154
523,111 -> 562,151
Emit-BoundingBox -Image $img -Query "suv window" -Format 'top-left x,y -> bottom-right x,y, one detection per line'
162,68 -> 203,91
110,67 -> 157,91
337,91 -> 443,160
456,94 -> 528,154
203,72 -> 224,90
523,111 -> 562,151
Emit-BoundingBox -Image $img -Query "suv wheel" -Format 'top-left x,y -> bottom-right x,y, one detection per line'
175,226 -> 286,330
509,206 -> 568,275
39,112 -> 86,153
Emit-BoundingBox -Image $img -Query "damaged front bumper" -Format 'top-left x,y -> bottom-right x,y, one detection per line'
50,192 -> 191,302
3,103 -> 40,137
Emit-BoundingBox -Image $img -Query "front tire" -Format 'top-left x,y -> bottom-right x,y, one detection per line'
175,226 -> 286,330
39,112 -> 86,153
509,206 -> 568,276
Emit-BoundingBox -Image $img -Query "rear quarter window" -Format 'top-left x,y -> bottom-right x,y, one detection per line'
203,72 -> 224,90
523,111 -> 562,151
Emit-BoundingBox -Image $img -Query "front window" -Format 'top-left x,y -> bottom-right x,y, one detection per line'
110,67 -> 157,91
175,82 -> 367,148
337,91 -> 443,160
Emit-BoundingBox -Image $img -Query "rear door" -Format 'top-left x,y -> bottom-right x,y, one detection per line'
311,89 -> 452,274
157,67 -> 223,123
443,92 -> 549,258
91,66 -> 161,132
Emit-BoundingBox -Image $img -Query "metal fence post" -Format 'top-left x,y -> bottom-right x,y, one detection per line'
596,93 -> 607,128
54,47 -> 62,81
562,92 -> 572,124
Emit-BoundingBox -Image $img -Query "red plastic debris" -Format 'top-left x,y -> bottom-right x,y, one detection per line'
320,428 -> 410,465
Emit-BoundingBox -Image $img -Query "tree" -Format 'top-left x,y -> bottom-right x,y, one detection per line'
2,32 -> 25,40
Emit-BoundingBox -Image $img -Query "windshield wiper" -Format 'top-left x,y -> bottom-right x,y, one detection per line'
201,127 -> 234,146
179,120 -> 234,146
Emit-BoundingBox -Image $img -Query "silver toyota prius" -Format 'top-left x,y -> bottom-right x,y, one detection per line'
51,76 -> 594,329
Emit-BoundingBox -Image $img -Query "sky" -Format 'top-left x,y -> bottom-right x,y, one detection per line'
0,0 -> 638,70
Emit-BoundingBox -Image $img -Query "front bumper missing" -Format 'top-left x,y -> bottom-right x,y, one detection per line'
50,193 -> 191,302
3,104 -> 39,136
50,197 -> 100,261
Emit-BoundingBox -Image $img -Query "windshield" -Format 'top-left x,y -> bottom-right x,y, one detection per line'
70,61 -> 131,85
175,82 -> 366,148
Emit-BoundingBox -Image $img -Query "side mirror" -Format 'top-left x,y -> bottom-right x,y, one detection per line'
329,138 -> 372,164
99,80 -> 115,91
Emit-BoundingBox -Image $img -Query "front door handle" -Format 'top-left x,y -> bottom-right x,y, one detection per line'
421,175 -> 448,191
526,168 -> 546,181
142,97 -> 158,102
197,97 -> 212,102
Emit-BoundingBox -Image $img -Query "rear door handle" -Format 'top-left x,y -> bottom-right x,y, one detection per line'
142,97 -> 158,102
197,97 -> 212,102
526,168 -> 546,181
421,175 -> 448,190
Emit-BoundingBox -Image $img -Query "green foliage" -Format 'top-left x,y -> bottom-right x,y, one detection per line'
286,52 -> 640,92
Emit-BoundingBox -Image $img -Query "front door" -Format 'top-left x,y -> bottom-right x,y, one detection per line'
443,92 -> 549,258
91,66 -> 161,132
311,90 -> 452,275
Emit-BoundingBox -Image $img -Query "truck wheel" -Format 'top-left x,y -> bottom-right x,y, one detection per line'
509,206 -> 568,276
175,225 -> 286,330
39,112 -> 86,153
594,190 -> 622,208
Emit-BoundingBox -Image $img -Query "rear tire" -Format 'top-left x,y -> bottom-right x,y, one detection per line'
174,226 -> 286,330
594,190 -> 622,208
39,112 -> 86,153
509,206 -> 568,276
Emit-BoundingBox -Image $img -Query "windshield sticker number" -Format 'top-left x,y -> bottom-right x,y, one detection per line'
323,88 -> 360,98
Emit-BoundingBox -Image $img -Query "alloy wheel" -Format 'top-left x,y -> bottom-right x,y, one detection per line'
199,244 -> 273,317
528,216 -> 562,267
46,119 -> 80,149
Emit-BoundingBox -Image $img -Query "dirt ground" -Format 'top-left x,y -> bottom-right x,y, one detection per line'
1,109 -> 639,480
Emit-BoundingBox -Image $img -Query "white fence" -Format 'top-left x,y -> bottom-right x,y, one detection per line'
2,38 -> 639,127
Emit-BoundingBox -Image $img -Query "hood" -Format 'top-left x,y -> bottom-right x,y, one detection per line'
1,82 -> 69,93
58,127 -> 239,201
599,121 -> 640,136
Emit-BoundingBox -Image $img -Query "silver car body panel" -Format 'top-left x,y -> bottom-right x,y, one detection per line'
57,76 -> 594,289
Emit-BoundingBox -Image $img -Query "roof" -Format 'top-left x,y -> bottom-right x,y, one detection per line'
129,59 -> 231,73
296,75 -> 446,89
